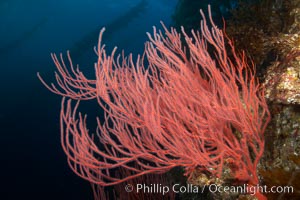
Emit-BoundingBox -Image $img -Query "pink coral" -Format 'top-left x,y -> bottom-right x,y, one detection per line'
38,6 -> 270,199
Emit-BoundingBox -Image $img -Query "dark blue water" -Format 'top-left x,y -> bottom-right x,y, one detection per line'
0,0 -> 236,199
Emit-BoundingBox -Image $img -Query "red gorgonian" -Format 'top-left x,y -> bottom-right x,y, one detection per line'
38,6 -> 270,199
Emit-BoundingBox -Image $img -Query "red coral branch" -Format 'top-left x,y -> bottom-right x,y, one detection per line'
38,5 -> 270,199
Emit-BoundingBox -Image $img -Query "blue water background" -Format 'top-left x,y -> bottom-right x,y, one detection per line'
0,0 -> 177,199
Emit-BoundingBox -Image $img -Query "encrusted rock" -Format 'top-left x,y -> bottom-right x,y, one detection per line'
264,58 -> 300,104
